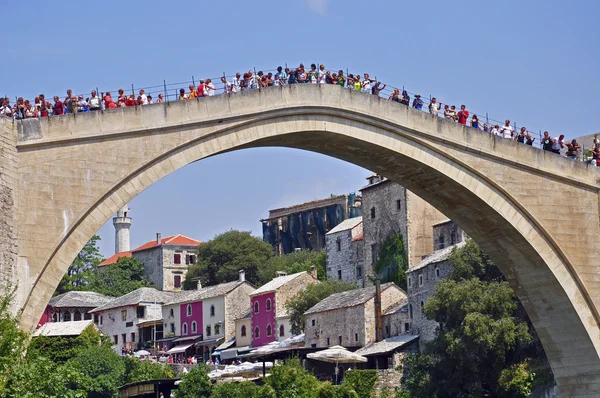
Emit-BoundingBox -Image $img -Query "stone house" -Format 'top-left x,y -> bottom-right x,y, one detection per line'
161,271 -> 254,359
261,194 -> 362,255
359,174 -> 447,281
382,301 -> 411,339
99,233 -> 200,292
250,269 -> 318,347
90,287 -> 174,352
38,291 -> 112,326
304,282 -> 407,349
407,221 -> 467,345
325,216 -> 365,287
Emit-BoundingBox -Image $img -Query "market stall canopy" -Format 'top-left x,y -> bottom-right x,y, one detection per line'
167,343 -> 194,354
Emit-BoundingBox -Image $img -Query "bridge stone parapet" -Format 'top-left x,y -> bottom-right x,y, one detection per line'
5,84 -> 600,396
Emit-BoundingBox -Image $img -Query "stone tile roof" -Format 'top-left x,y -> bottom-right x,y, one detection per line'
304,283 -> 397,315
98,251 -> 132,267
33,320 -> 96,337
354,335 -> 419,356
358,177 -> 390,192
407,241 -> 466,273
326,216 -> 363,235
49,291 -> 113,308
90,287 -> 175,313
165,281 -> 251,305
383,299 -> 408,316
250,271 -> 310,297
132,234 -> 200,253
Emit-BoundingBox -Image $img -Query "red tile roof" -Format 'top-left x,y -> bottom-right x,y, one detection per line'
131,234 -> 201,253
98,251 -> 132,267
352,234 -> 364,241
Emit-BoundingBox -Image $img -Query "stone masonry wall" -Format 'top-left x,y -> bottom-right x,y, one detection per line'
224,283 -> 254,340
274,272 -> 317,318
407,259 -> 454,344
305,304 -> 367,348
132,248 -> 162,290
361,181 -> 409,281
432,220 -> 467,251
0,119 -> 18,312
326,226 -> 366,287
161,245 -> 197,291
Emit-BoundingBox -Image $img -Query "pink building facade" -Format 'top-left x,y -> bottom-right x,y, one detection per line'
180,301 -> 203,337
251,292 -> 276,347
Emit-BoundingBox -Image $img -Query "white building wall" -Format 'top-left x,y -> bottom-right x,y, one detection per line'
276,316 -> 292,341
162,303 -> 181,336
202,296 -> 226,340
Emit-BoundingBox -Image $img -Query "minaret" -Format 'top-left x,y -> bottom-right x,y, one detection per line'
113,204 -> 132,254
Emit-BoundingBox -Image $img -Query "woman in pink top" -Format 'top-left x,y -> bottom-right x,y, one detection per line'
103,92 -> 117,109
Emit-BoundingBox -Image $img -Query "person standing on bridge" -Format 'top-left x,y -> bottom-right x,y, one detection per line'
457,105 -> 469,125
566,139 -> 581,160
319,65 -> 327,84
275,67 -> 287,85
500,120 -> 514,139
551,134 -> 565,155
541,131 -> 554,152
139,89 -> 148,105
89,91 -> 101,111
232,72 -> 242,92
429,97 -> 442,116
412,94 -> 423,110
52,96 -> 64,116
188,84 -> 197,99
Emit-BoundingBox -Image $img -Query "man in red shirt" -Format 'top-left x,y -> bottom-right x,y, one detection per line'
197,80 -> 205,97
457,104 -> 469,125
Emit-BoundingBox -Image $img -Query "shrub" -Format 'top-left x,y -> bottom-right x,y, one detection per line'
343,370 -> 378,398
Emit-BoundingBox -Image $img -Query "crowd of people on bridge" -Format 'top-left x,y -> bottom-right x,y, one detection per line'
0,62 -> 591,164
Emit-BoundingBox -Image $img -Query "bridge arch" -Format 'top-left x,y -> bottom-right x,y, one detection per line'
12,84 -> 600,394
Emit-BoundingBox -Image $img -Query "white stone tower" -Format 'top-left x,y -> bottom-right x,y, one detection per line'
113,204 -> 132,254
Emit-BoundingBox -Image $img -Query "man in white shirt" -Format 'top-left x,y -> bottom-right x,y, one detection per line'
318,64 -> 326,84
231,73 -> 241,93
429,97 -> 442,116
500,119 -> 514,139
205,79 -> 216,96
139,89 -> 148,105
0,98 -> 13,117
89,90 -> 101,111
552,134 -> 565,154
220,76 -> 232,94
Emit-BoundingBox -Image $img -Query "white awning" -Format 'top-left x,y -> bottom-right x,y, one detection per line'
167,343 -> 194,354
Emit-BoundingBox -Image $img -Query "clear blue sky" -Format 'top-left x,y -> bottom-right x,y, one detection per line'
3,0 -> 598,257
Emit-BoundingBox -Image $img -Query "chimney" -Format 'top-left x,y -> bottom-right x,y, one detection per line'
310,265 -> 317,280
239,269 -> 246,282
156,233 -> 162,245
275,271 -> 287,277
375,279 -> 383,342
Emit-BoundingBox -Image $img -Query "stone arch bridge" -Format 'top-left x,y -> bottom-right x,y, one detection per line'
0,84 -> 599,395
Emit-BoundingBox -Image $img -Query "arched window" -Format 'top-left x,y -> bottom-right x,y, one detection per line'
182,323 -> 188,335
63,312 -> 71,322
241,325 -> 247,337
254,327 -> 260,338
74,311 -> 82,321
210,305 -> 215,317
186,304 -> 192,317
266,299 -> 272,312
52,313 -> 57,322
253,301 -> 259,314
215,324 -> 220,335
409,304 -> 413,319
192,321 -> 197,334
279,325 -> 285,337
169,308 -> 174,318
206,325 -> 212,337
267,324 -> 272,337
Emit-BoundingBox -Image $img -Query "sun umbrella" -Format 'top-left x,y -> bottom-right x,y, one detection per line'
307,346 -> 367,384
134,350 -> 151,357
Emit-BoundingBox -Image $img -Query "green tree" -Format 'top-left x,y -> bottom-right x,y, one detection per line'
176,365 -> 212,398
28,324 -> 108,364
258,249 -> 326,285
401,239 -> 552,397
286,280 -> 355,334
56,235 -> 104,294
210,381 -> 260,398
88,256 -> 154,297
67,345 -> 126,398
374,232 -> 408,290
2,357 -> 87,398
262,358 -> 320,398
123,356 -> 174,384
0,286 -> 28,391
184,230 -> 273,288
